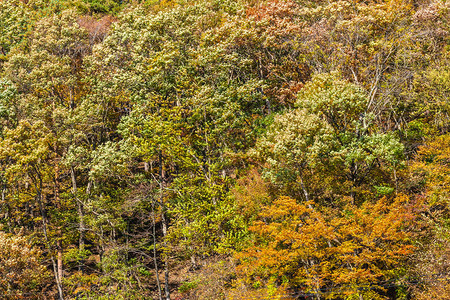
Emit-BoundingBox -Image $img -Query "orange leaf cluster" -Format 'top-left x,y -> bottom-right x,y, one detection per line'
236,194 -> 421,297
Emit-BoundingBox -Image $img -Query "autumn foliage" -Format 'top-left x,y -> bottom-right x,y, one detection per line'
0,0 -> 448,299
0,232 -> 50,298
236,194 -> 421,298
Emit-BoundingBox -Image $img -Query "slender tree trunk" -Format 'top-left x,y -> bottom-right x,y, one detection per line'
299,174 -> 309,202
34,172 -> 64,300
152,203 -> 163,300
71,166 -> 85,271
147,161 -> 163,300
57,242 -> 63,281
162,215 -> 170,300
159,151 -> 170,300
54,164 -> 64,284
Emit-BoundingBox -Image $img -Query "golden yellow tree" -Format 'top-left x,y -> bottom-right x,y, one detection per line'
0,232 -> 50,299
408,134 -> 450,300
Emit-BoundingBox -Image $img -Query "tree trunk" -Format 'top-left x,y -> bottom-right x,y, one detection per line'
151,204 -> 163,300
34,171 -> 64,300
54,164 -> 64,285
159,150 -> 170,300
57,241 -> 63,282
71,166 -> 85,271
162,213 -> 170,300
299,174 -> 309,202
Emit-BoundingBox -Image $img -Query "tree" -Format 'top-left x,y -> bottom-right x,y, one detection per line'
0,0 -> 32,66
408,134 -> 450,300
0,120 -> 65,298
405,61 -> 450,139
0,231 -> 50,299
0,9 -> 109,298
236,194 -> 420,299
258,73 -> 404,204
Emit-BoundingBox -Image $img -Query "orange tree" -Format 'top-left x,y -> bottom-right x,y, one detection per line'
236,194 -> 421,299
0,232 -> 50,299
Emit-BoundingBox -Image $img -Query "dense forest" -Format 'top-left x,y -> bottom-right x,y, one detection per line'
0,0 -> 448,299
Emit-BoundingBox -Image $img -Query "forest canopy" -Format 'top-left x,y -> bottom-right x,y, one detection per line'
0,0 -> 448,299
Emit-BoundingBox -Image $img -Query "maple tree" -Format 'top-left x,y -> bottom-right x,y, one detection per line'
236,194 -> 421,299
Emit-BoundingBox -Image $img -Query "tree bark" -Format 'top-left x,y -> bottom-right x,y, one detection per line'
33,169 -> 64,300
54,164 -> 64,285
71,166 -> 85,271
159,150 -> 170,300
151,203 -> 163,300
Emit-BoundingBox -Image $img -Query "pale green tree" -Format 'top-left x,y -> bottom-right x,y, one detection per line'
258,73 -> 404,203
